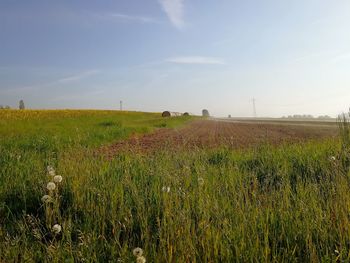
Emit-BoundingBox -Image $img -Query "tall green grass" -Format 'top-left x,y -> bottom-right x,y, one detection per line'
0,110 -> 349,262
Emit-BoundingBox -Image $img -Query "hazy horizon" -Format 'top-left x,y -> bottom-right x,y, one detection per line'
1,0 -> 350,117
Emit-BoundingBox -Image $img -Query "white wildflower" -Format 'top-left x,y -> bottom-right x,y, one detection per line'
41,195 -> 52,203
136,256 -> 146,263
47,165 -> 55,176
330,156 -> 336,161
133,247 -> 143,257
162,186 -> 170,193
198,177 -> 204,186
52,224 -> 61,234
47,182 -> 56,191
53,175 -> 63,183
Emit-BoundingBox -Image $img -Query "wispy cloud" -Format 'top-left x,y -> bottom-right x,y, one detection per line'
158,0 -> 185,29
2,70 -> 100,94
97,13 -> 158,24
58,70 -> 100,83
166,56 -> 225,65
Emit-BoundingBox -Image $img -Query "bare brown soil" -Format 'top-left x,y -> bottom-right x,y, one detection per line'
99,119 -> 338,157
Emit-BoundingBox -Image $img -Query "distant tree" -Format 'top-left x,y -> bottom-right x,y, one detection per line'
288,114 -> 315,119
5,105 -> 10,109
0,105 -> 3,109
318,115 -> 332,119
202,109 -> 210,117
19,100 -> 25,110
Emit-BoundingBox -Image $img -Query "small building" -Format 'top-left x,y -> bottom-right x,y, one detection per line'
202,109 -> 210,117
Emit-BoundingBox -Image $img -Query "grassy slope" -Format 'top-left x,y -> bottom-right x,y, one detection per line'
1,110 -> 350,262
0,109 -> 192,149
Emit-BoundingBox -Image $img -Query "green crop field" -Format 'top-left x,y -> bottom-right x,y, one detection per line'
1,109 -> 350,262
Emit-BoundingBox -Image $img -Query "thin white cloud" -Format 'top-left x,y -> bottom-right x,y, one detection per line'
158,0 -> 185,29
58,70 -> 100,83
2,70 -> 100,94
166,56 -> 225,65
102,13 -> 157,24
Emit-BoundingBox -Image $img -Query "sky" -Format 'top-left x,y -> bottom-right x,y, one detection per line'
0,0 -> 350,117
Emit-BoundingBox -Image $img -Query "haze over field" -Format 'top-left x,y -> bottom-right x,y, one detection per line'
1,0 -> 350,117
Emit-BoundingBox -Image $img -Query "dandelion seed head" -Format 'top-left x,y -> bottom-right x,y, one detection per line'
41,195 -> 52,203
136,256 -> 146,263
133,247 -> 143,257
52,224 -> 61,234
162,186 -> 170,193
47,165 -> 55,175
47,182 -> 56,191
53,175 -> 63,183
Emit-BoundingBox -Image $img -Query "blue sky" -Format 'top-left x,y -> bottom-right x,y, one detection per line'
1,0 -> 350,117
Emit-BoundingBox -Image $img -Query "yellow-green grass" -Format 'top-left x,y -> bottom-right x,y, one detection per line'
1,110 -> 350,262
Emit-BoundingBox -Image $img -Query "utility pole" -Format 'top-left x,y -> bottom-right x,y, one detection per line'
120,100 -> 123,111
252,98 -> 257,118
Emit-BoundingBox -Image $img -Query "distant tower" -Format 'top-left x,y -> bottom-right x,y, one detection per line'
252,98 -> 257,118
120,100 -> 123,111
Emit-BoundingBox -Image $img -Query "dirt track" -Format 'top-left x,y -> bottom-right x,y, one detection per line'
100,119 -> 337,157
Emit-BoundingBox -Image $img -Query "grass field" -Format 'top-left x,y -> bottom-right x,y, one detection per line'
1,110 -> 350,262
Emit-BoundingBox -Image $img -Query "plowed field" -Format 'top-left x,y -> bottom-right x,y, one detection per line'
101,119 -> 337,156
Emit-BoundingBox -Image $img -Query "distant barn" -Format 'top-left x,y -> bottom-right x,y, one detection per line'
162,111 -> 182,117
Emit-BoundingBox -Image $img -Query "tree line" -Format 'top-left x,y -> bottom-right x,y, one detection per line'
0,100 -> 25,110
